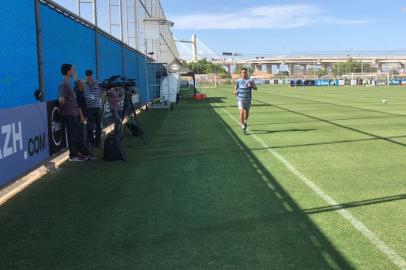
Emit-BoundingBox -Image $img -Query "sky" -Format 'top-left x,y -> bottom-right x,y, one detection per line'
161,0 -> 406,58
53,0 -> 406,59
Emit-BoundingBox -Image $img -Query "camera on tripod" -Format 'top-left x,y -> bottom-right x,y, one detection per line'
102,75 -> 137,92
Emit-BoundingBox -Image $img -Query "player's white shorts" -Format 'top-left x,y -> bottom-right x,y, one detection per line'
237,99 -> 251,110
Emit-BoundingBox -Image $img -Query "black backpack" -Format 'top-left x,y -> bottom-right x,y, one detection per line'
103,134 -> 125,161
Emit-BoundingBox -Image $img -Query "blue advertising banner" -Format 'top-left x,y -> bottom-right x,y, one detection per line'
0,103 -> 49,187
315,80 -> 331,86
389,80 -> 401,85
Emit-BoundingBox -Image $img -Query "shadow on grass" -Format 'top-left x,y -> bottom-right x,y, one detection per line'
0,97 -> 354,269
304,193 -> 406,215
249,134 -> 406,150
206,106 -> 354,269
252,98 -> 406,148
267,91 -> 406,117
247,128 -> 316,135
211,103 -> 272,109
247,115 -> 399,128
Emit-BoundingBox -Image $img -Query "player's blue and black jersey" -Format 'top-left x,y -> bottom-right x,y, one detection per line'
236,78 -> 255,100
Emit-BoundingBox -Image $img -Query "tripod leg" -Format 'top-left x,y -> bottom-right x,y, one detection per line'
118,92 -> 127,136
129,97 -> 146,144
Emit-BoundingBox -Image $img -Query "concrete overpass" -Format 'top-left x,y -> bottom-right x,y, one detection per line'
212,55 -> 406,74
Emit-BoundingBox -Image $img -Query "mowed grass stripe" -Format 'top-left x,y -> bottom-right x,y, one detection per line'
0,96 -> 356,269
212,93 -> 406,269
258,89 -> 406,117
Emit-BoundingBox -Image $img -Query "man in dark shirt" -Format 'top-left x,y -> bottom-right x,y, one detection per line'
74,79 -> 90,157
58,64 -> 88,161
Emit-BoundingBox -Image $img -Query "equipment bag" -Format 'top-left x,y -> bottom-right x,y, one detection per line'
103,134 -> 125,161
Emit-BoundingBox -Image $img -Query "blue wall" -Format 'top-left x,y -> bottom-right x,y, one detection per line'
123,47 -> 138,80
138,55 -> 149,104
40,4 -> 96,101
0,2 -> 150,107
98,34 -> 123,81
0,1 -> 39,109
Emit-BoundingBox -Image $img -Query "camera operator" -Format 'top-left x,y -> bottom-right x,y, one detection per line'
108,87 -> 123,137
83,69 -> 102,147
58,64 -> 88,161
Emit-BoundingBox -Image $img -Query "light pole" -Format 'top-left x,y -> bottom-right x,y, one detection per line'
175,35 -> 197,62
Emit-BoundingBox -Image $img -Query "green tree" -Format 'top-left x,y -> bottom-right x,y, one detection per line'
332,59 -> 377,76
186,59 -> 229,75
318,68 -> 328,77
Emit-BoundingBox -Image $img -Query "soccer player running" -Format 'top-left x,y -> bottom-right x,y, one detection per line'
234,68 -> 257,134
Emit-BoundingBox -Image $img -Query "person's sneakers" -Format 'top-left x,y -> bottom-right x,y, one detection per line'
242,124 -> 247,134
69,156 -> 85,162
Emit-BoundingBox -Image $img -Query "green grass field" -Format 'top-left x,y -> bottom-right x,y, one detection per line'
0,85 -> 405,269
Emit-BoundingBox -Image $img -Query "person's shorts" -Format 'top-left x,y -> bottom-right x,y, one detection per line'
237,99 -> 251,110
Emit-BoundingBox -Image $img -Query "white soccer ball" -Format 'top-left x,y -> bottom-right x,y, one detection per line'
382,99 -> 386,104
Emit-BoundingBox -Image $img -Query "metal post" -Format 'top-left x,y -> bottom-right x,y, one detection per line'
134,0 -> 138,50
77,0 -> 81,15
94,0 -> 100,81
192,34 -> 197,62
119,0 -> 124,43
108,0 -> 112,34
93,0 -> 98,27
125,0 -> 129,45
34,0 -> 45,101
120,0 -> 125,76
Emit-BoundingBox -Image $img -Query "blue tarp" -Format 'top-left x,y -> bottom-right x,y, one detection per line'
98,34 -> 123,81
40,3 -> 96,100
0,1 -> 39,109
137,55 -> 149,104
123,47 -> 138,80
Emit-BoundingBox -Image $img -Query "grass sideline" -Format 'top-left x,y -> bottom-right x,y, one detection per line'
0,85 -> 405,269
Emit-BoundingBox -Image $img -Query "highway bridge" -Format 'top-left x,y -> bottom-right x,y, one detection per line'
212,55 -> 406,74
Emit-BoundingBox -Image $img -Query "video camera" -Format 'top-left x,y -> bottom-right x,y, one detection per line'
102,75 -> 137,93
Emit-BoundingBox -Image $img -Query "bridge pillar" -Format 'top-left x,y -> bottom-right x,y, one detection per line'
250,64 -> 255,73
300,65 -> 306,74
254,64 -> 262,72
288,63 -> 294,76
225,64 -> 231,74
378,63 -> 384,73
265,64 -> 272,73
322,64 -> 330,75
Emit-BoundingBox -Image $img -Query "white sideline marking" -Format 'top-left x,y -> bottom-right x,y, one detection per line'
215,104 -> 406,270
